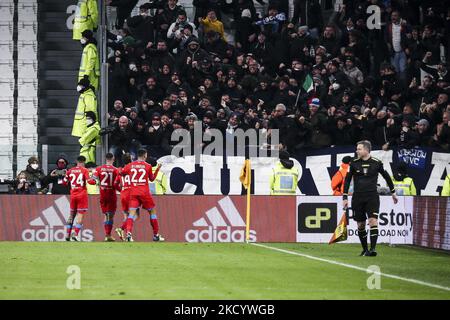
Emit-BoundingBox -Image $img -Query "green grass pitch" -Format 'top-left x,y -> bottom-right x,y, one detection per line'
0,242 -> 449,299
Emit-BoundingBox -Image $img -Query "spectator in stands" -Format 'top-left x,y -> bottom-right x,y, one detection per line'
126,4 -> 155,45
198,9 -> 226,42
42,154 -> 70,195
107,0 -> 139,29
79,30 -> 100,91
167,10 -> 197,43
16,157 -> 48,195
108,99 -> 126,125
102,116 -> 138,165
103,1 -> 450,159
156,0 -> 185,40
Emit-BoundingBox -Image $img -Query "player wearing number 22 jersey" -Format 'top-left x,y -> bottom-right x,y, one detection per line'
90,153 -> 119,241
63,156 -> 93,241
120,149 -> 164,242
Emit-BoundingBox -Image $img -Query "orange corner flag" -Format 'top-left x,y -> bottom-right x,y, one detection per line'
239,159 -> 251,190
329,211 -> 348,244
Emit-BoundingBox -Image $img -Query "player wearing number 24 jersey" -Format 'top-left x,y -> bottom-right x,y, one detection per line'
63,156 -> 93,241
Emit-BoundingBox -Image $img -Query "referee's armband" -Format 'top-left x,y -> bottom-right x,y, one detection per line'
343,193 -> 348,200
390,189 -> 396,194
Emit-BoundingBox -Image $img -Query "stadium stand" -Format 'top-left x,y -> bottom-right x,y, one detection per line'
38,0 -> 82,167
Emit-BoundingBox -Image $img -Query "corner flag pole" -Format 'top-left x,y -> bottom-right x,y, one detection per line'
245,162 -> 251,243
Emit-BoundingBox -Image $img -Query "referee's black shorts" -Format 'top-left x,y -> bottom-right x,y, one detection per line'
351,192 -> 380,222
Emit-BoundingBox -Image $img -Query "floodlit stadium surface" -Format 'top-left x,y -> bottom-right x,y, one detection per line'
0,242 -> 449,299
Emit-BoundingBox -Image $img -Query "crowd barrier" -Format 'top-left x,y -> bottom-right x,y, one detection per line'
0,195 -> 448,250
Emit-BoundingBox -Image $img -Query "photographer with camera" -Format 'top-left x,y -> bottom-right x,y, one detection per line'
16,156 -> 48,195
42,154 -> 70,195
167,10 -> 197,41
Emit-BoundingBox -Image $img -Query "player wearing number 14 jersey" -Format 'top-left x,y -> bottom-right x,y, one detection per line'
121,149 -> 164,242
64,156 -> 94,241
90,153 -> 119,241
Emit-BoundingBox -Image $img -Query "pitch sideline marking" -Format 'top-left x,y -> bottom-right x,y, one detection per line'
251,243 -> 450,292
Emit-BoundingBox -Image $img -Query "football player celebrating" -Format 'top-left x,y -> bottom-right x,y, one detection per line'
114,153 -> 134,241
90,153 -> 119,241
121,149 -> 164,242
64,156 -> 94,241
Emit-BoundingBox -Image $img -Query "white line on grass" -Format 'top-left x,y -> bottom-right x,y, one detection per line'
251,243 -> 450,292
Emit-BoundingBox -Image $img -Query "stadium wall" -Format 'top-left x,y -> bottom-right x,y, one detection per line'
0,195 -> 448,250
157,147 -> 450,196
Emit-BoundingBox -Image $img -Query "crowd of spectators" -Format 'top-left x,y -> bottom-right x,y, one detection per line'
103,0 -> 450,164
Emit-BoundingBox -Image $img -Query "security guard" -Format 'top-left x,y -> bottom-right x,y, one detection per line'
148,158 -> 168,195
73,0 -> 98,40
79,111 -> 101,164
79,29 -> 100,91
442,174 -> 450,196
72,76 -> 98,137
391,162 -> 417,195
270,151 -> 299,195
343,140 -> 398,257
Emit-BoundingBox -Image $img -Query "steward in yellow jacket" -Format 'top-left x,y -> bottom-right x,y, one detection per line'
79,29 -> 100,91
73,0 -> 98,40
270,151 -> 299,195
72,76 -> 98,137
79,111 -> 101,164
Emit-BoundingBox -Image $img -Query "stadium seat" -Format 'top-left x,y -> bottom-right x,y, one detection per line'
0,78 -> 14,97
0,41 -> 13,60
17,114 -> 38,134
17,41 -> 37,60
0,3 -> 14,22
18,60 -> 38,79
17,21 -> 37,41
0,97 -> 14,115
0,21 -> 13,41
17,97 -> 38,114
18,2 -> 37,22
0,60 -> 13,79
17,79 -> 38,98
0,147 -> 13,179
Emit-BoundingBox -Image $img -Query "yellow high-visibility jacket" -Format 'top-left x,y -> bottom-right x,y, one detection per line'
442,175 -> 450,196
72,89 -> 98,137
269,162 -> 299,195
79,43 -> 100,91
79,122 -> 101,164
149,168 -> 168,195
73,0 -> 98,40
391,176 -> 417,196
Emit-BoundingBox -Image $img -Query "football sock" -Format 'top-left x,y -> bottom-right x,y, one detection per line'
150,214 -> 159,235
104,220 -> 113,236
370,226 -> 379,250
358,228 -> 368,251
74,224 -> 83,236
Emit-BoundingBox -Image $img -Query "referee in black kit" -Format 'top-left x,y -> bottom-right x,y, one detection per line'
343,140 -> 398,256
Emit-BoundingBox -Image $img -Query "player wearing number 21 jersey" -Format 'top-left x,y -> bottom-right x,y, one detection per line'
90,153 -> 119,241
120,149 -> 163,242
64,156 -> 94,241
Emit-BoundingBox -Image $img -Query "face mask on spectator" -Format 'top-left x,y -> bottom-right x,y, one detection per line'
77,85 -> 84,92
86,118 -> 94,126
31,164 -> 39,170
80,38 -> 87,45
129,64 -> 137,71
